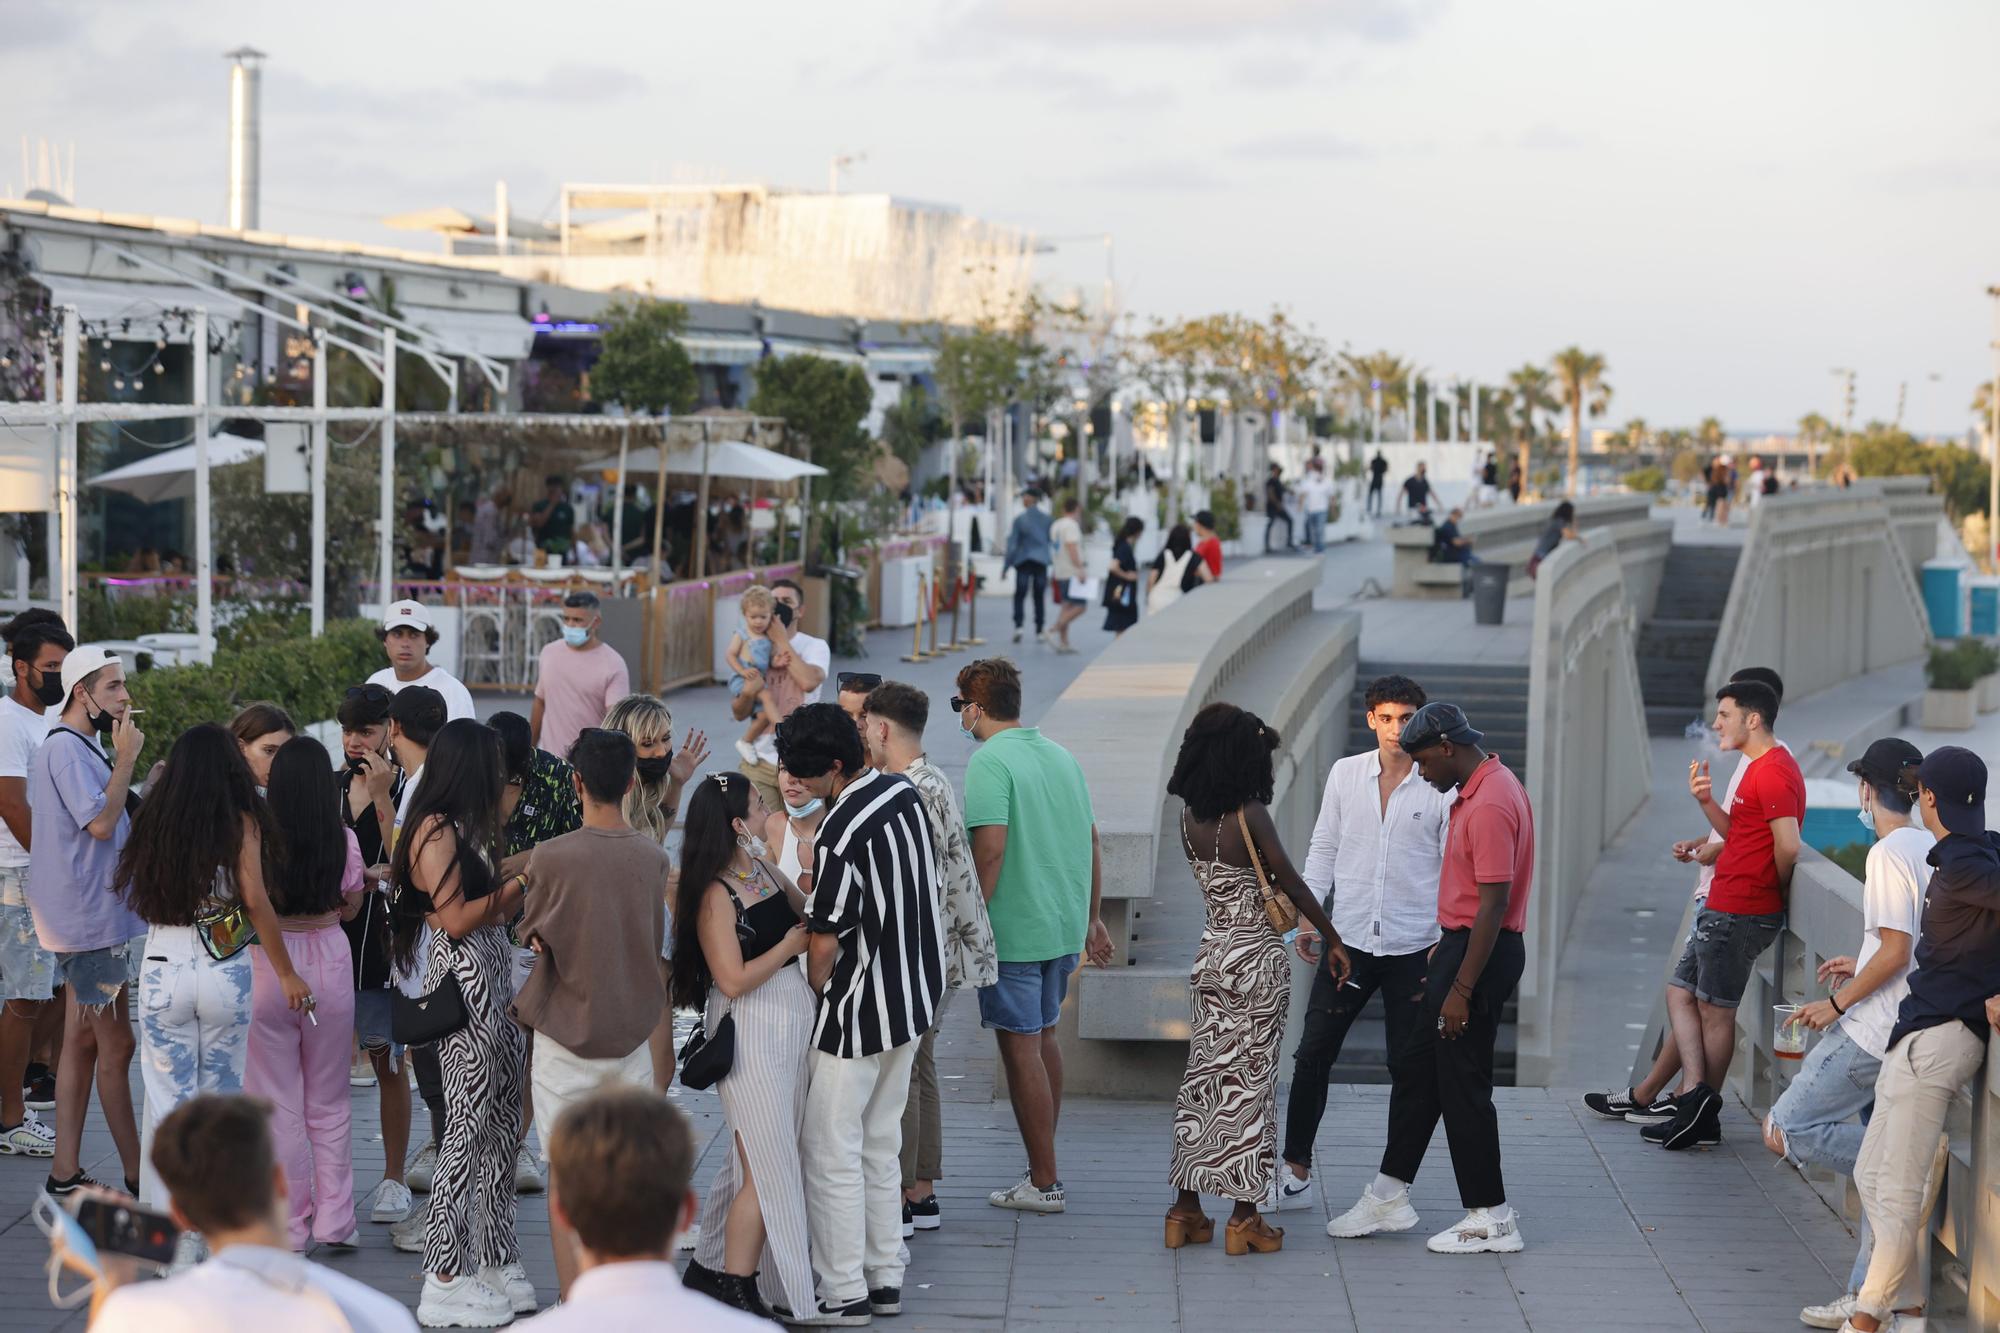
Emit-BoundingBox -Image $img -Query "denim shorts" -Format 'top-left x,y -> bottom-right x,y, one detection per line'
55,941 -> 136,1010
1669,907 -> 1784,1008
977,954 -> 1079,1034
0,896 -> 56,1002
354,987 -> 401,1057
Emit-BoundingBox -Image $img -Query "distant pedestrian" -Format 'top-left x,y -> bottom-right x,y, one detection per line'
1297,459 -> 1335,553
1367,450 -> 1389,516
1263,463 -> 1295,553
1398,463 -> 1434,523
1146,523 -> 1215,614
1004,489 -> 1054,645
1103,516 -> 1144,637
532,590 -> 629,760
1478,452 -> 1499,507
530,475 -> 575,559
1191,510 -> 1226,579
1047,496 -> 1088,653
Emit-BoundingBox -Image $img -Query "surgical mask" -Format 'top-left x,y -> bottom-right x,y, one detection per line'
959,721 -> 977,742
736,827 -> 770,859
1857,804 -> 1876,834
634,756 -> 670,783
560,626 -> 590,648
784,797 -> 823,818
29,668 -> 63,709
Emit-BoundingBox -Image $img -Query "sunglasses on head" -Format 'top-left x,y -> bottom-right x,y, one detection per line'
344,684 -> 391,702
838,672 -> 882,692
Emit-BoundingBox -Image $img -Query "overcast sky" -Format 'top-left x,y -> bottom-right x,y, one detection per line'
7,0 -> 1997,436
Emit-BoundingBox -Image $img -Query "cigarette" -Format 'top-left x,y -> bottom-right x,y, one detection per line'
306,1009 -> 318,1026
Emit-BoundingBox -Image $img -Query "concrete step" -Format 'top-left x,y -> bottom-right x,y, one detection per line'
1301,1006 -> 1520,1088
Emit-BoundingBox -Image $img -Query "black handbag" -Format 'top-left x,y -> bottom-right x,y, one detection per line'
391,973 -> 468,1046
678,1009 -> 735,1089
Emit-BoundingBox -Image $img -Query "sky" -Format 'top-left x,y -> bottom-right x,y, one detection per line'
6,0 -> 1998,437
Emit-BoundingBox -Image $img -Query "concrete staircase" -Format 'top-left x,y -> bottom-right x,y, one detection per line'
1637,545 -> 1741,736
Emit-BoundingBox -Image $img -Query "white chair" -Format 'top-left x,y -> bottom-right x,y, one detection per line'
454,576 -> 511,688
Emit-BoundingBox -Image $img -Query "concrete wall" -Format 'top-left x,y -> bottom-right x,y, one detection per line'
1388,493 -> 1670,617
1703,487 -> 1938,699
1516,531 -> 1653,1083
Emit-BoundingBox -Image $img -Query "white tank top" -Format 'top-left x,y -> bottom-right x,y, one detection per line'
778,816 -> 811,883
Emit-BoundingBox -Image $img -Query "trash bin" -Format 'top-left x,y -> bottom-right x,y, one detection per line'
1922,560 -> 1964,639
1471,564 -> 1510,625
1971,576 -> 2000,637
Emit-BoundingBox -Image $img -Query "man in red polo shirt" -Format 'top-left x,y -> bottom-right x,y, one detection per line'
1395,702 -> 1533,1256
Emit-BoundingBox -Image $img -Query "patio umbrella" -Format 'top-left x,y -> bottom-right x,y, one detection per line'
87,427 -> 263,504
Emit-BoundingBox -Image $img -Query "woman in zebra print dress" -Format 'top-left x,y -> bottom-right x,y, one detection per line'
1164,703 -> 1349,1256
389,719 -> 533,1327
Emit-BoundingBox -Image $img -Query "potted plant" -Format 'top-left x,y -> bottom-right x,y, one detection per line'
1923,641 -> 1982,730
1975,640 -> 2000,713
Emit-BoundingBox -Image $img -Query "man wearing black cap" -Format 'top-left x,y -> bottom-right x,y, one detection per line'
1761,738 -> 1932,1331
1847,746 -> 2000,1333
1395,702 -> 1533,1255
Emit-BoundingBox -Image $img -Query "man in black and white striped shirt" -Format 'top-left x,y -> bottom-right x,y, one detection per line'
777,702 -> 944,1323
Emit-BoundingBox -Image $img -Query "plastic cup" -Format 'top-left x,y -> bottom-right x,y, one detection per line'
1774,1004 -> 1807,1061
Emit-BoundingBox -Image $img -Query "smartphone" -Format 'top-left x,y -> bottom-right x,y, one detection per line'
75,1193 -> 180,1266
31,1192 -> 102,1309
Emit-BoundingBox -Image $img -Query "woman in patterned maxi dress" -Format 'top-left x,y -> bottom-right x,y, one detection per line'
1164,703 -> 1349,1256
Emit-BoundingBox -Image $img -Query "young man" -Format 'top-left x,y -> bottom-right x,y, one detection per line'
1046,497 -> 1087,653
1846,746 -> 2000,1333
89,1095 -> 416,1333
1764,739 -> 1932,1331
1297,458 -> 1336,554
511,728 -> 670,1298
1002,489 -> 1053,645
1431,507 -> 1479,593
1645,677 -> 1803,1150
778,703 -> 945,1324
530,474 -> 575,558
1263,462 -> 1295,553
1367,450 -> 1389,516
860,681 -> 999,1236
29,646 -> 147,1199
532,1089 -> 769,1331
1396,702 -> 1534,1255
956,658 -> 1113,1216
366,601 -> 476,722
1399,462 -> 1434,522
835,671 -> 882,728
531,590 -> 629,760
0,608 -> 70,1155
1280,676 -> 1452,1229
1191,511 -> 1225,579
733,579 -> 829,816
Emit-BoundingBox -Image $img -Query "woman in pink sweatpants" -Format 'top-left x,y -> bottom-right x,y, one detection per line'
246,736 -> 367,1249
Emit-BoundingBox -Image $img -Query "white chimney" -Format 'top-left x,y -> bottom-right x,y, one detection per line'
225,46 -> 265,230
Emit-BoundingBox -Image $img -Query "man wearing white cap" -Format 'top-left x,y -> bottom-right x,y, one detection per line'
366,601 -> 476,722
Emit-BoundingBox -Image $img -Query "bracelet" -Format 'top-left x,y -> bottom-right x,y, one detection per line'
1830,991 -> 1846,1016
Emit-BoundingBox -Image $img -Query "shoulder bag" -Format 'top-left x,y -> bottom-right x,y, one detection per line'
679,878 -> 754,1090
391,969 -> 467,1045
1236,809 -> 1298,937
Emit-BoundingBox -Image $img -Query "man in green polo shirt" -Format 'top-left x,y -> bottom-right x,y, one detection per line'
955,658 -> 1112,1216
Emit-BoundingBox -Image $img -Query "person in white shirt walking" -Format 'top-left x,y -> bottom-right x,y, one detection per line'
367,601 -> 477,723
1296,459 -> 1337,554
1046,497 -> 1088,654
1275,675 -> 1452,1234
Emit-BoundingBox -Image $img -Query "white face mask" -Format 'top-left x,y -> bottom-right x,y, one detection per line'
736,825 -> 770,859
784,798 -> 822,818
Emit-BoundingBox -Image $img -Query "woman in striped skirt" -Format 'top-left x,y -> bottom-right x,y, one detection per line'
673,773 -> 816,1321
390,720 -> 532,1329
1162,704 -> 1350,1256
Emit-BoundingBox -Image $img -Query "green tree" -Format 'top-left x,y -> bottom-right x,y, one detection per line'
1696,416 -> 1727,453
1507,363 -> 1558,495
879,380 -> 945,468
1847,423 -> 1989,519
748,355 -> 875,500
1617,417 -> 1649,453
590,298 -> 697,416
930,324 -> 1021,493
1796,412 -> 1832,478
1551,346 -> 1611,497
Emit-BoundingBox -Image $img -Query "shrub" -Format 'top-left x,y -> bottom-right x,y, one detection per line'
1208,482 -> 1242,540
1925,640 -> 1986,692
1624,467 -> 1666,494
1969,639 -> 2000,677
126,620 -> 383,766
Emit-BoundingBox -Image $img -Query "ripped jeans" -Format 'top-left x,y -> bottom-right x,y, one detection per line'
136,924 -> 253,1207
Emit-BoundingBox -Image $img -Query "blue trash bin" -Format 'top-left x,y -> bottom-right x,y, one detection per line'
1973,578 -> 2000,638
1922,560 -> 1964,640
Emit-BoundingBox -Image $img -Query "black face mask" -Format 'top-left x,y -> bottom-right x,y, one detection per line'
28,668 -> 63,709
84,693 -> 115,737
635,756 -> 670,783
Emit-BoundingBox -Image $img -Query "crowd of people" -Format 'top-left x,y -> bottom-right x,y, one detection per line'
1000,490 -> 1229,649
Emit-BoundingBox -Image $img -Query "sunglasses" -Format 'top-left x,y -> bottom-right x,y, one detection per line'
838,672 -> 882,692
949,696 -> 972,714
344,684 -> 391,702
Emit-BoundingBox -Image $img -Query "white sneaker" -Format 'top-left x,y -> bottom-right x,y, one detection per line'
0,1112 -> 56,1157
369,1177 -> 414,1223
1801,1295 -> 1855,1329
988,1175 -> 1065,1213
733,738 -> 758,765
1425,1207 -> 1524,1254
418,1274 -> 514,1328
1268,1167 -> 1314,1211
1837,1319 -> 1923,1333
1326,1187 -> 1419,1238
408,1141 -> 439,1193
479,1262 -> 538,1315
513,1143 -> 544,1194
392,1198 -> 430,1254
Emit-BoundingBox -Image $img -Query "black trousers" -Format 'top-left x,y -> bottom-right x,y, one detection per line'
1382,927 -> 1525,1209
1366,479 -> 1385,515
1281,945 -> 1430,1168
1012,560 -> 1047,630
1264,507 -> 1294,551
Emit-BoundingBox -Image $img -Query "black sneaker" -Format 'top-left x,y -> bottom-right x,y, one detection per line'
1623,1091 -> 1680,1126
869,1286 -> 901,1315
906,1194 -> 941,1231
1581,1088 -> 1640,1120
681,1257 -> 724,1299
806,1296 -> 873,1325
900,1199 -> 914,1239
44,1169 -> 102,1197
1643,1085 -> 1721,1150
23,1073 -> 54,1113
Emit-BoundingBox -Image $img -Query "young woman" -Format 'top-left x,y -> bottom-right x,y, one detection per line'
1161,703 -> 1348,1257
247,735 -> 367,1250
763,764 -> 826,895
1146,523 -> 1215,614
229,702 -> 295,791
1103,515 -> 1145,637
388,719 -> 532,1327
673,773 -> 814,1321
112,723 -> 309,1209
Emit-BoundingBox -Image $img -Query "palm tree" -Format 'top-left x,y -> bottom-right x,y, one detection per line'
1696,416 -> 1727,452
1551,347 -> 1611,496
1619,417 -> 1649,453
1797,412 -> 1832,479
1507,364 -> 1558,494
1333,349 -> 1416,438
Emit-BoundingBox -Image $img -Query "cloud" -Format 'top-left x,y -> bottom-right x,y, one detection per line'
994,61 -> 1177,111
10,0 -> 89,48
1517,123 -> 1589,151
469,64 -> 648,102
956,0 -> 1438,47
1079,159 -> 1225,191
1227,51 -> 1316,87
1232,131 -> 1372,160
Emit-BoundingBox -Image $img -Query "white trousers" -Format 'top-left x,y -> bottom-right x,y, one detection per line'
529,1034 -> 653,1165
802,1041 -> 916,1306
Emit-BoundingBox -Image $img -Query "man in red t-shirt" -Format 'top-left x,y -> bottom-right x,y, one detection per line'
1394,702 -> 1534,1256
1646,677 -> 1803,1151
1191,510 -> 1224,579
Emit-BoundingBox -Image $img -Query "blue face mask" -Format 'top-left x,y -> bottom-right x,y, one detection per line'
1857,804 -> 1876,834
785,798 -> 823,818
560,625 -> 590,648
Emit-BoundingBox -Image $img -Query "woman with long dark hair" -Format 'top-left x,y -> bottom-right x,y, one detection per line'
672,772 -> 814,1320
1103,515 -> 1145,636
1146,522 -> 1215,613
1161,703 -> 1348,1257
228,701 -> 295,791
113,723 -> 308,1210
387,718 -> 532,1327
246,735 -> 366,1250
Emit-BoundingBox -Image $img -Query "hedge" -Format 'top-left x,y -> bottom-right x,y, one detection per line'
126,620 -> 384,766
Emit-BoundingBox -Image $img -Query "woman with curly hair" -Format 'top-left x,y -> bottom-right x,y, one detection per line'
1162,702 -> 1348,1257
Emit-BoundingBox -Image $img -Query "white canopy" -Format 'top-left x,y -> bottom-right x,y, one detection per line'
583,438 -> 827,484
403,305 -> 537,360
87,428 -> 263,504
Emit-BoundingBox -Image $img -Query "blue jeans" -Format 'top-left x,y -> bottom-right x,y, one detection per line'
1302,511 -> 1327,553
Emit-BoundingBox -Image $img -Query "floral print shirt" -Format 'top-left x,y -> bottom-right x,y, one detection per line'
507,748 -> 583,857
905,756 -> 999,990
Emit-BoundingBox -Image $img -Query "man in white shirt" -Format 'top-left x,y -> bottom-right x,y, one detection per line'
89,1094 -> 414,1333
1296,459 -> 1337,554
367,600 -> 477,722
1046,497 -> 1088,654
531,1086 -> 769,1329
731,578 -> 829,816
1280,675 -> 1453,1237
